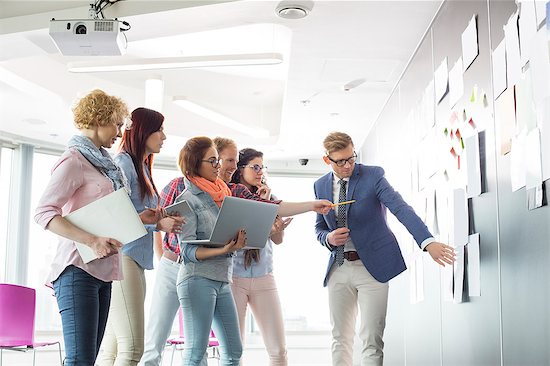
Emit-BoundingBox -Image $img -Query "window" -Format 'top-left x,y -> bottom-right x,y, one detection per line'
264,176 -> 331,331
0,147 -> 14,283
27,152 -> 64,331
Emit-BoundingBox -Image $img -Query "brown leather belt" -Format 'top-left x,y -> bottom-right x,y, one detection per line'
344,251 -> 360,261
163,251 -> 182,263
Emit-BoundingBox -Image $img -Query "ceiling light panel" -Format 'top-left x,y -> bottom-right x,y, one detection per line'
68,53 -> 283,72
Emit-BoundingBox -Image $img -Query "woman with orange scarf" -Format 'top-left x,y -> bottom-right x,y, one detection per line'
174,136 -> 246,365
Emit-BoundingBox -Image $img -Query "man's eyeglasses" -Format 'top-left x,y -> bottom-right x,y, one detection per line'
201,158 -> 222,167
243,164 -> 267,173
327,152 -> 357,167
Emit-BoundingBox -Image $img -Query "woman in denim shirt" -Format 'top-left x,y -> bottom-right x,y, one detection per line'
99,108 -> 184,366
175,136 -> 247,366
230,148 -> 292,366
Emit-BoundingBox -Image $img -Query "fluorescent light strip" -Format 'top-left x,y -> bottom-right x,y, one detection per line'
173,97 -> 269,138
68,53 -> 283,73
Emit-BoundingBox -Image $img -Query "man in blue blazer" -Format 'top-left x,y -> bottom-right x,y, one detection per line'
314,132 -> 455,366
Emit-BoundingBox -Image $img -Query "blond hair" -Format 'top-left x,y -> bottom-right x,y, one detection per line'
323,131 -> 354,154
72,89 -> 129,129
213,136 -> 237,154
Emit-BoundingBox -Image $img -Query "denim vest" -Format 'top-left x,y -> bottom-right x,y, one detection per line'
176,177 -> 234,283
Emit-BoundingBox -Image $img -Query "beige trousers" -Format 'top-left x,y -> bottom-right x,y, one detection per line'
99,255 -> 146,366
327,259 -> 389,366
231,273 -> 288,366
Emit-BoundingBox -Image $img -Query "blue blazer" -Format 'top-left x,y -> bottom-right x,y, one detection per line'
314,164 -> 432,285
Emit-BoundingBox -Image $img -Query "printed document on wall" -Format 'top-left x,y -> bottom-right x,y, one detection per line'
64,188 -> 147,263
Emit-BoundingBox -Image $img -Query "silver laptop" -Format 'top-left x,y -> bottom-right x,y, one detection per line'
184,196 -> 278,249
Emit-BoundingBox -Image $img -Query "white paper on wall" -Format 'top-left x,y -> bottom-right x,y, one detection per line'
515,72 -> 538,133
453,245 -> 465,304
468,233 -> 481,297
442,260 -> 454,302
518,0 -> 538,66
435,58 -> 449,103
529,28 -> 550,107
510,131 -> 527,192
492,39 -> 507,99
504,12 -> 522,86
449,57 -> 465,108
450,188 -> 468,247
525,127 -> 543,190
462,15 -> 479,71
534,0 -> 547,26
464,133 -> 482,198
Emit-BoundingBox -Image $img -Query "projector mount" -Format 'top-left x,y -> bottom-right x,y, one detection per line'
88,0 -> 130,31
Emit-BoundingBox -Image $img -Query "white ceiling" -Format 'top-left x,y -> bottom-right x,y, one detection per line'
0,0 -> 441,163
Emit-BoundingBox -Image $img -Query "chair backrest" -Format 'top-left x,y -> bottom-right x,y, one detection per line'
177,308 -> 219,346
0,283 -> 36,347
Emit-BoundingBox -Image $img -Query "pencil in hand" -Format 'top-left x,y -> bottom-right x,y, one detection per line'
331,200 -> 356,207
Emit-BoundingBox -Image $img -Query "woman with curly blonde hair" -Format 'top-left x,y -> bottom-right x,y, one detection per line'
35,89 -> 130,365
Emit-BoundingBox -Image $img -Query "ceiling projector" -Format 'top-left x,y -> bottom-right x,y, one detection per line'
49,19 -> 127,56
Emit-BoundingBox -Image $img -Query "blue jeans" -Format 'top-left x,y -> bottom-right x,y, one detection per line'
53,265 -> 112,366
177,276 -> 242,366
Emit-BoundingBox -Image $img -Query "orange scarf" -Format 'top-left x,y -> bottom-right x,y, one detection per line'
188,175 -> 231,207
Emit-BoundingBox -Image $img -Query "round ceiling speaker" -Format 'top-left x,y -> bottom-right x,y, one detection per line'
276,1 -> 313,19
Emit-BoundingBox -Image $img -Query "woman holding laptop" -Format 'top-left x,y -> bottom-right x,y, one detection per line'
175,136 -> 247,365
230,148 -> 291,366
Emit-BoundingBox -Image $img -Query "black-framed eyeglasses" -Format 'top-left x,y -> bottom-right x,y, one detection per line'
327,152 -> 357,167
243,164 -> 267,173
201,158 -> 222,167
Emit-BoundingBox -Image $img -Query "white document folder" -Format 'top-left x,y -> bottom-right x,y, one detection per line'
64,188 -> 147,263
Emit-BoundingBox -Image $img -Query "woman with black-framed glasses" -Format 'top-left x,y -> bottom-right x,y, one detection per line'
175,136 -> 247,366
230,148 -> 292,366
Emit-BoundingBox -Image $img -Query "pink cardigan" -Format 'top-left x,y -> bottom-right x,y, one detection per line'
34,148 -> 123,285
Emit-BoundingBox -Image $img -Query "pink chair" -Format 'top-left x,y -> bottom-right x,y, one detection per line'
166,308 -> 220,366
0,283 -> 62,366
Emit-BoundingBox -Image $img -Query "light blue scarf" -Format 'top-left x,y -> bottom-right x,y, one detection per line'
67,135 -> 130,193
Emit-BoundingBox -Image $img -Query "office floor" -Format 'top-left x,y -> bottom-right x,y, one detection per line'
0,333 -> 336,366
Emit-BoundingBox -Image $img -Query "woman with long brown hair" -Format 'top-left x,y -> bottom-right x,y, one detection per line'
99,107 -> 183,366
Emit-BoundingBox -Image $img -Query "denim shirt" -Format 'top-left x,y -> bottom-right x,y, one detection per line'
232,240 -> 274,278
114,152 -> 158,270
176,177 -> 234,283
